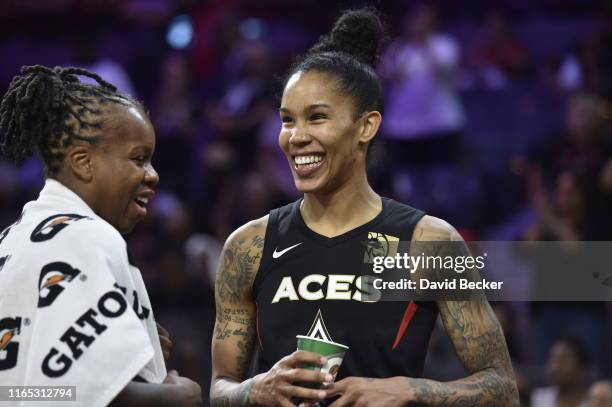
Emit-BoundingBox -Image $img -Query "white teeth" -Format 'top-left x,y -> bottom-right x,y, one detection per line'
294,155 -> 324,165
135,197 -> 149,207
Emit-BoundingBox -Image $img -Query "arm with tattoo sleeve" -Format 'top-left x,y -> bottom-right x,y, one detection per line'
210,218 -> 266,407
211,218 -> 332,407
407,216 -> 519,406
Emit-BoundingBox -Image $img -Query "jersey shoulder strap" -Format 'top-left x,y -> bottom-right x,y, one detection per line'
379,197 -> 426,240
252,199 -> 300,296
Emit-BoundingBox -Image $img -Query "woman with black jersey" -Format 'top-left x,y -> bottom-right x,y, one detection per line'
211,8 -> 518,407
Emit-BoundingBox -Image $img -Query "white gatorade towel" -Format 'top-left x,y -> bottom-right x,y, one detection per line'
0,179 -> 166,406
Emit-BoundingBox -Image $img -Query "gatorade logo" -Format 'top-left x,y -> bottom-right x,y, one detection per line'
114,282 -> 150,320
38,262 -> 81,308
31,214 -> 90,242
0,317 -> 22,371
42,289 -> 128,378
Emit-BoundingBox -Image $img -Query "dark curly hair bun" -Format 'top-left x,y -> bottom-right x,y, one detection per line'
310,8 -> 387,68
286,7 -> 387,117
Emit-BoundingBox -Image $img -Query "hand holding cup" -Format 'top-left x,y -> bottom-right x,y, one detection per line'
295,335 -> 349,388
248,350 -> 331,407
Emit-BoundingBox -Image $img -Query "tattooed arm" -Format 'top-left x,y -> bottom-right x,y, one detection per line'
210,218 -> 265,407
322,216 -> 518,407
407,215 -> 519,406
210,217 -> 328,407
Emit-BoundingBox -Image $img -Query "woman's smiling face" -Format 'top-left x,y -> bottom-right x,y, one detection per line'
88,104 -> 159,234
279,70 -> 367,195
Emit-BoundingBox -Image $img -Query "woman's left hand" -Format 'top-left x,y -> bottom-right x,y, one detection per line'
321,376 -> 411,406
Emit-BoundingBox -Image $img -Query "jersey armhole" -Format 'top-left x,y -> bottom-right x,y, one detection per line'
407,207 -> 431,310
251,210 -> 278,298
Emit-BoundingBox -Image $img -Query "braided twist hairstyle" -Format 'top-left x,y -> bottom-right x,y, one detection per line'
0,65 -> 137,174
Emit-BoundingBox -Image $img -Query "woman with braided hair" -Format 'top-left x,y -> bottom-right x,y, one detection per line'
210,8 -> 518,407
0,65 -> 201,406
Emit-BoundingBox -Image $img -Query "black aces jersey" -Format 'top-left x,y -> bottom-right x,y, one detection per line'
252,198 -> 438,379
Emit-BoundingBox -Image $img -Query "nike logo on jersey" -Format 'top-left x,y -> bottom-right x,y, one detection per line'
272,242 -> 302,259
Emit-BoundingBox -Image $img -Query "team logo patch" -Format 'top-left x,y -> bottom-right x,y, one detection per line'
363,232 -> 399,263
31,214 -> 90,242
302,310 -> 345,380
0,317 -> 22,371
306,309 -> 333,342
38,262 -> 81,308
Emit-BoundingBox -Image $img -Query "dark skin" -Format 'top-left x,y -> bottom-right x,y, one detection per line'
57,104 -> 159,234
210,71 -> 518,406
55,103 -> 202,406
546,342 -> 588,407
158,322 -> 173,363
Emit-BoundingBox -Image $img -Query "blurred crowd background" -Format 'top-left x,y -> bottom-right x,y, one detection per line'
2,0 -> 612,406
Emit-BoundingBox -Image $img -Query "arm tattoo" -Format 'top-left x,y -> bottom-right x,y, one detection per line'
210,380 -> 255,407
234,313 -> 256,378
211,224 -> 265,407
407,217 -> 519,406
214,308 -> 255,377
407,299 -> 519,406
216,234 -> 264,304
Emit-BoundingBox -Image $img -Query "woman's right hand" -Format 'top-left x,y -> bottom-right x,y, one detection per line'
248,350 -> 332,407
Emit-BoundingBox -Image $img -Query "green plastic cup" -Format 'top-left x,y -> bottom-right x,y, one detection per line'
296,335 -> 349,388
